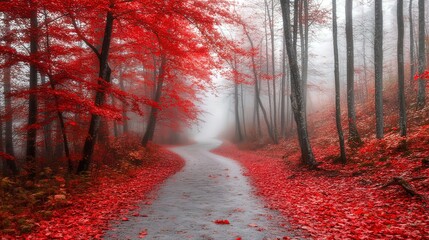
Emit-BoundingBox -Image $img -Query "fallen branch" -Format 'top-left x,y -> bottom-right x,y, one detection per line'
381,177 -> 426,200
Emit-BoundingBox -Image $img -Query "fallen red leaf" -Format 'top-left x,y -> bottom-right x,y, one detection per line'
214,219 -> 230,224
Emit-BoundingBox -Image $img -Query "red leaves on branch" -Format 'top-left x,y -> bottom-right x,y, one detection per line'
414,70 -> 429,81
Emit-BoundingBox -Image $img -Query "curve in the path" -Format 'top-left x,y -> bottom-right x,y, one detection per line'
104,140 -> 296,240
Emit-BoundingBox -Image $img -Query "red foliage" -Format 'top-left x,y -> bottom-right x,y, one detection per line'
2,147 -> 184,240
214,142 -> 429,239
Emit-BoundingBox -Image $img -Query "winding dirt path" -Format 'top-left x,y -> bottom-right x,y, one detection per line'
104,140 -> 295,239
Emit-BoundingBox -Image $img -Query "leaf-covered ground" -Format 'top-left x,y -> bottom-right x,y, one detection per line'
213,103 -> 429,239
1,147 -> 184,239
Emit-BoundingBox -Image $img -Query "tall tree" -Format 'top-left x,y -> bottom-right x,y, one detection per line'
2,16 -> 18,175
332,0 -> 346,163
244,29 -> 275,142
142,55 -> 167,147
417,0 -> 426,108
77,3 -> 115,173
397,0 -> 406,137
345,0 -> 362,145
374,0 -> 384,139
280,37 -> 287,138
280,0 -> 318,168
26,1 -> 39,178
265,0 -> 278,144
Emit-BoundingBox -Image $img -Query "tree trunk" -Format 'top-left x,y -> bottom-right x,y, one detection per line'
240,84 -> 247,138
77,8 -> 114,173
2,18 -> 18,176
374,0 -> 384,139
40,74 -> 53,162
265,0 -> 278,144
26,5 -> 39,178
280,37 -> 287,138
264,9 -> 274,140
244,31 -> 276,143
300,0 -> 309,116
234,80 -> 243,142
43,10 -> 73,173
409,0 -> 415,88
280,0 -> 318,168
417,0 -> 426,109
346,0 -> 362,146
111,95 -> 119,138
118,70 -> 129,134
332,0 -> 346,163
397,0 -> 407,137
142,56 -> 167,147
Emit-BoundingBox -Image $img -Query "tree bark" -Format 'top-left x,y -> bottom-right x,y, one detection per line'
40,74 -> 53,162
118,69 -> 129,134
417,0 -> 426,109
240,84 -> 247,138
332,0 -> 346,163
280,0 -> 318,168
374,0 -> 384,139
397,0 -> 407,137
346,0 -> 362,146
234,80 -> 244,142
2,17 -> 18,175
409,0 -> 415,88
280,37 -> 287,138
142,56 -> 167,147
77,7 -> 114,173
26,4 -> 39,178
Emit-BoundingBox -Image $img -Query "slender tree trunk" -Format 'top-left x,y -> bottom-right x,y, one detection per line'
346,0 -> 362,145
397,0 -> 407,137
264,9 -> 274,138
300,0 -> 309,115
240,84 -> 247,138
244,31 -> 275,142
118,69 -> 129,134
374,0 -> 384,139
43,10 -> 73,173
1,104 -> 5,175
142,56 -> 167,147
266,0 -> 278,144
111,95 -> 119,138
332,0 -> 346,163
40,74 -> 53,161
417,0 -> 426,108
280,37 -> 287,138
2,18 -> 18,175
409,0 -> 415,88
77,7 -> 114,173
234,81 -> 243,142
26,5 -> 39,178
363,36 -> 368,101
293,0 -> 299,56
280,0 -> 318,168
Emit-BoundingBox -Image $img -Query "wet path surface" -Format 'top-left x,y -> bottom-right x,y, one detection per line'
104,140 -> 294,239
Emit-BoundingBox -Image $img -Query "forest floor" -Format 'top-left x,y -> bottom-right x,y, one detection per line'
213,100 -> 429,239
0,145 -> 184,239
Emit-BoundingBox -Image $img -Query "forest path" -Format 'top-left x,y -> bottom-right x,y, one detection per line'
104,140 -> 294,239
